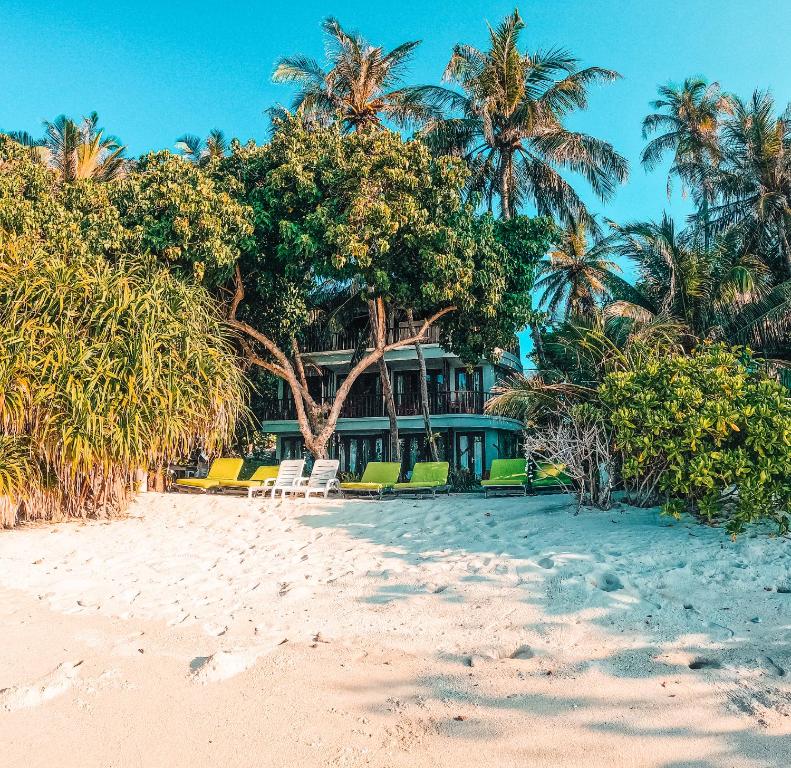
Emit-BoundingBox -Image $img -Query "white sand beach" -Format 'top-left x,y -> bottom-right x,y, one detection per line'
1,492 -> 789,767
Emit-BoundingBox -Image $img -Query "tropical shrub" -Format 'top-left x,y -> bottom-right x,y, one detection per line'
599,345 -> 791,534
0,238 -> 247,527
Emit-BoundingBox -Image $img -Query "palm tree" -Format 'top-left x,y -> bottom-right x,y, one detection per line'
272,17 -> 430,131
710,90 -> 791,281
41,112 -> 128,182
175,129 -> 229,166
608,215 -> 704,331
641,78 -> 731,250
412,9 -> 627,228
535,221 -> 626,320
606,214 -> 787,350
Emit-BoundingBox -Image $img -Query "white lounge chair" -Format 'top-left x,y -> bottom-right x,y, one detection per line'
251,459 -> 305,499
284,459 -> 340,499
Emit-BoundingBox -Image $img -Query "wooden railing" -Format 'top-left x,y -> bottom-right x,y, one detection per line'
299,324 -> 443,353
261,389 -> 492,421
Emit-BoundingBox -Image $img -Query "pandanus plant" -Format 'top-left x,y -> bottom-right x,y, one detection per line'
0,235 -> 247,527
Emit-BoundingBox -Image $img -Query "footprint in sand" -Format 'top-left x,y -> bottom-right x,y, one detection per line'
595,572 -> 624,592
1,661 -> 83,711
509,645 -> 535,660
763,656 -> 786,678
688,657 -> 722,671
202,622 -> 228,637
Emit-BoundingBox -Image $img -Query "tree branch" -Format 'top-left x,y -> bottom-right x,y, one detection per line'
383,305 -> 457,350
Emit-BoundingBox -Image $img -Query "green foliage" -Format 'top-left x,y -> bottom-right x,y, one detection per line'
442,214 -> 557,363
221,119 -> 547,357
244,119 -> 473,295
599,345 -> 791,535
448,467 -> 483,493
0,136 -> 126,259
0,238 -> 247,525
111,151 -> 252,282
0,142 -> 248,525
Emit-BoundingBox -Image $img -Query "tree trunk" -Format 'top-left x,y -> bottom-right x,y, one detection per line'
530,324 -> 546,370
378,355 -> 400,461
228,267 -> 455,467
701,195 -> 710,254
780,219 -> 791,280
499,151 -> 514,221
368,297 -> 400,463
406,308 -> 438,461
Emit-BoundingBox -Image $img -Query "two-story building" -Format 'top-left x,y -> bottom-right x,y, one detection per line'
260,321 -> 524,478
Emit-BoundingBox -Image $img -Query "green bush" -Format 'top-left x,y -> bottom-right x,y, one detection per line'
599,345 -> 791,535
0,241 -> 247,526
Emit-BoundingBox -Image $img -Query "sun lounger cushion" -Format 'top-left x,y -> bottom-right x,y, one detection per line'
393,461 -> 449,490
531,461 -> 571,487
480,459 -> 527,487
175,477 -> 222,489
176,457 -> 244,490
340,462 -> 401,493
218,464 -> 279,488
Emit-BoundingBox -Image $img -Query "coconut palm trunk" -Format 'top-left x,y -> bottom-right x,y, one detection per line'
499,152 -> 514,220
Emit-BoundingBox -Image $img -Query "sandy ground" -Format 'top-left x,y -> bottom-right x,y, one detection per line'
0,492 -> 789,767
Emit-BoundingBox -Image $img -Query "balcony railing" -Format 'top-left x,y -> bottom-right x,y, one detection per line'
299,324 -> 443,353
262,389 -> 493,421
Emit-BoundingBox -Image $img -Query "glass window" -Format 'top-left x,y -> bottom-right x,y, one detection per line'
456,432 -> 485,479
349,439 -> 358,474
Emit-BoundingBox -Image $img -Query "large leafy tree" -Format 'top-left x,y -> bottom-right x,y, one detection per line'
216,119 -> 548,459
412,9 -> 627,228
272,17 -> 430,131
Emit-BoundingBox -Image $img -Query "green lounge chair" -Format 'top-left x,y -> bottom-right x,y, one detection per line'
480,458 -> 528,497
175,458 -> 243,492
530,460 -> 571,493
393,461 -> 450,497
339,462 -> 401,499
218,465 -> 279,497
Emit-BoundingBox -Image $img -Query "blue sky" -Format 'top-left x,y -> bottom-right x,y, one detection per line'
2,0 -> 790,364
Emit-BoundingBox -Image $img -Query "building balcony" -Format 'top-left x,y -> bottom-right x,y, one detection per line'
299,324 -> 443,354
262,389 -> 494,422
298,324 -> 521,366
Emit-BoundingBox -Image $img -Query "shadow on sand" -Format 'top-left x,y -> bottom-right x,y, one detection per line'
296,494 -> 791,767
